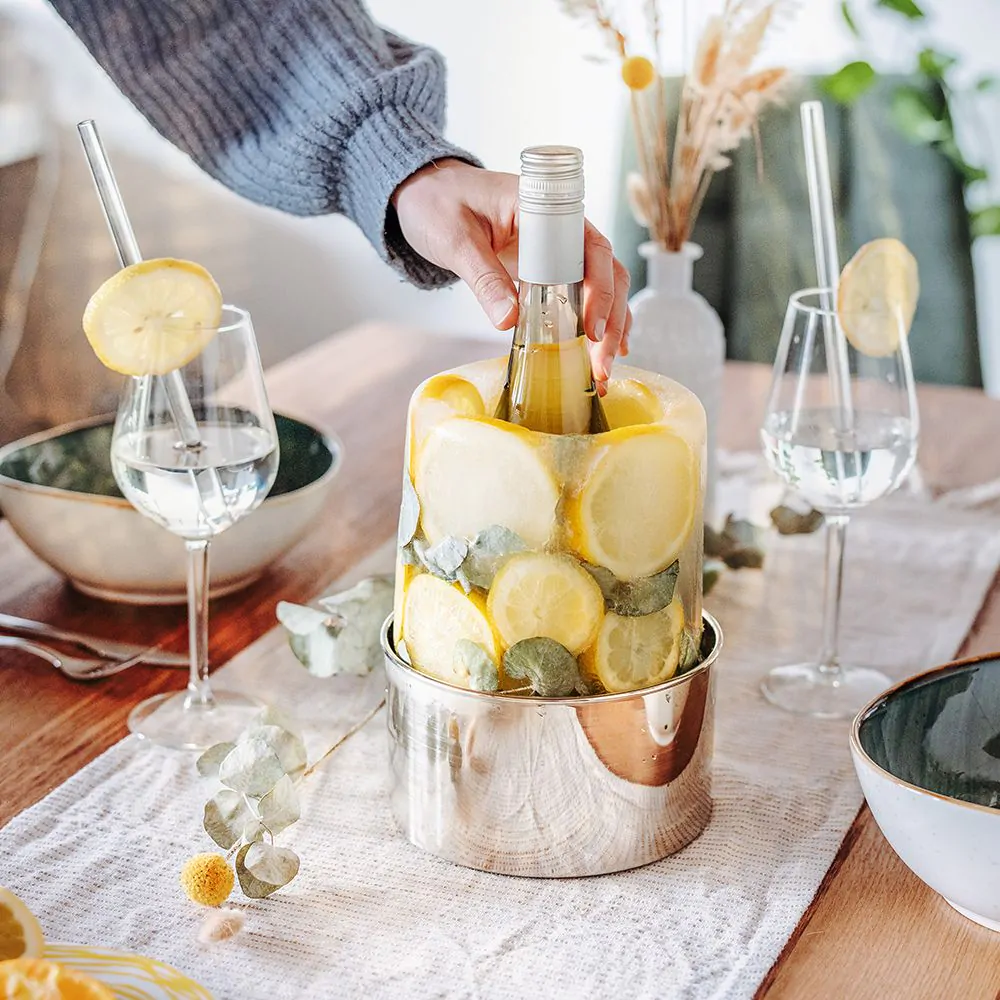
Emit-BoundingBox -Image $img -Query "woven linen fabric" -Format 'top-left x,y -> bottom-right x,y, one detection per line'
2,484 -> 999,1000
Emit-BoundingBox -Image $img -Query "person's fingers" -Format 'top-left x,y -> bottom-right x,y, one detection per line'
448,224 -> 519,329
591,258 -> 631,388
620,309 -> 633,357
582,221 -> 616,343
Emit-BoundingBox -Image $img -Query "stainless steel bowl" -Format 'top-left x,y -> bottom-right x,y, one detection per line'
383,611 -> 721,877
0,413 -> 342,603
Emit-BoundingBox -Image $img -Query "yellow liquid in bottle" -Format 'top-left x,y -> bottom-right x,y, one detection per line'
508,337 -> 601,435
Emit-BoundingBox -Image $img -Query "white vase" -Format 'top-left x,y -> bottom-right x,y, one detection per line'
627,241 -> 725,520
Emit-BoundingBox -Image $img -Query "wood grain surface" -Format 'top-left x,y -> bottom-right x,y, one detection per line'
1,333 -> 999,996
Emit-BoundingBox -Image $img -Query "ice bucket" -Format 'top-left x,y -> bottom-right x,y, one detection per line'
383,610 -> 721,877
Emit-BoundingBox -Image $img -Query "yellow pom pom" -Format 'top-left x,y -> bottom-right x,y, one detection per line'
621,55 -> 656,91
180,853 -> 234,907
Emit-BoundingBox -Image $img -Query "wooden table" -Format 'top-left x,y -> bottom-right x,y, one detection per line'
2,324 -> 999,997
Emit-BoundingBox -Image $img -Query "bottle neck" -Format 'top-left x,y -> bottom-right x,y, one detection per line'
641,242 -> 699,295
518,206 -> 584,286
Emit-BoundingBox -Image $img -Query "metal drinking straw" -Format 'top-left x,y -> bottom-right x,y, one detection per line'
77,119 -> 206,450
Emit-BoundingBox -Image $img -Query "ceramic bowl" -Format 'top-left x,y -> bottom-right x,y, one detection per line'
851,654 -> 1000,931
0,413 -> 342,604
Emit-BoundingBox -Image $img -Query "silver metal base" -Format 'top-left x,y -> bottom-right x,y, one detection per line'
382,611 -> 722,878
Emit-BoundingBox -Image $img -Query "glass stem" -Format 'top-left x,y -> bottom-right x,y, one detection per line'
818,515 -> 849,678
185,539 -> 213,707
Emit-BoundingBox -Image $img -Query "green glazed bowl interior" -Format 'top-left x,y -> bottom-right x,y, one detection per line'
857,656 -> 1000,810
0,413 -> 337,500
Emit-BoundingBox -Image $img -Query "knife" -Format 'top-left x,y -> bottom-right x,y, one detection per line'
0,613 -> 188,667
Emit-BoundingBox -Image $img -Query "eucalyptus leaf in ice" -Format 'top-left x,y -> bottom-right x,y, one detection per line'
503,638 -> 584,698
678,629 -> 701,671
454,639 -> 500,692
398,471 -> 421,546
419,536 -> 469,582
464,525 -> 527,589
584,561 -> 679,617
204,789 -> 258,850
399,541 -> 421,567
257,774 -> 301,835
235,842 -> 300,899
218,738 -> 285,797
196,741 -> 236,779
770,504 -> 824,536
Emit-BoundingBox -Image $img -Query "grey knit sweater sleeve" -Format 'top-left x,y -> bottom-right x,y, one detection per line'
50,0 -> 477,288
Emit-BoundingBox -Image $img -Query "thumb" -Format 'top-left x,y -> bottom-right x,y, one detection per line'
450,229 -> 518,330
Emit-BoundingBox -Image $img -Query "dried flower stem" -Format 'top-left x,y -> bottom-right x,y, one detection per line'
300,697 -> 386,780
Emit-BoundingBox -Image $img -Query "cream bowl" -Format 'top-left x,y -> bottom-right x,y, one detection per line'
851,654 -> 1000,931
0,413 -> 342,604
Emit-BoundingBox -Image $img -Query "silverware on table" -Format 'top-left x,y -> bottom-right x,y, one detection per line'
0,613 -> 187,667
0,635 -> 152,680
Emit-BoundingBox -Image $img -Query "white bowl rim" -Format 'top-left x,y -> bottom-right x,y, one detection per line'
0,410 -> 344,508
850,651 -> 1000,819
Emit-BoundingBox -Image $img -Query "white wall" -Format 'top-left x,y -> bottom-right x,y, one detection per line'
4,0 -> 1000,376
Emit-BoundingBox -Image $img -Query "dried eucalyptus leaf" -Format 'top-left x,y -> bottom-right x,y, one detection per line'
723,546 -> 764,570
277,601 -> 340,673
245,705 -> 303,740
247,725 -> 307,779
770,504 -> 824,535
204,789 -> 257,850
275,602 -> 332,637
244,842 -> 300,887
584,562 -> 679,616
704,517 -> 766,571
703,524 -> 729,559
454,639 -> 499,692
235,842 -> 300,899
703,561 -> 723,596
398,471 -> 420,546
723,515 -> 763,551
218,738 -> 285,797
420,536 -> 469,581
464,525 -> 528,589
257,774 -> 300,835
196,741 -> 236,779
503,638 -> 583,697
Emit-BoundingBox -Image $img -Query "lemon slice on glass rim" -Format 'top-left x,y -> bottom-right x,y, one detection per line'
837,238 -> 919,358
83,258 -> 223,376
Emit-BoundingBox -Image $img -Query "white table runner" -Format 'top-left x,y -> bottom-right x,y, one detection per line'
3,477 -> 1000,1000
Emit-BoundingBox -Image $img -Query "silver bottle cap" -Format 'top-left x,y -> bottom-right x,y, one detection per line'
519,145 -> 585,214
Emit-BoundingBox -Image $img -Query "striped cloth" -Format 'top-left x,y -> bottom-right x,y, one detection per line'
47,0 -> 476,287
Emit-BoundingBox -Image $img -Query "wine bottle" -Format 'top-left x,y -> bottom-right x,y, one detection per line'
494,146 -> 610,435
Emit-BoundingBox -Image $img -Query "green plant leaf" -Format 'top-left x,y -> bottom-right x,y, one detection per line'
398,471 -> 420,546
703,561 -> 723,596
503,638 -> 583,697
939,138 -> 989,184
463,525 -> 528,589
917,48 -> 957,80
976,76 -> 997,92
890,85 -> 948,143
704,518 -> 765,570
876,0 -> 924,18
218,738 -> 285,797
277,601 -> 340,674
823,61 -> 876,104
840,1 -> 860,37
770,505 -> 825,535
972,205 -> 1000,238
235,842 -> 300,898
196,741 -> 236,779
583,561 -> 679,616
204,789 -> 257,850
453,639 -> 500,692
257,774 -> 301,835
246,725 -> 307,779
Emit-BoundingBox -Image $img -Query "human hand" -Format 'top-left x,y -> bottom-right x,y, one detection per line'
392,158 -> 631,391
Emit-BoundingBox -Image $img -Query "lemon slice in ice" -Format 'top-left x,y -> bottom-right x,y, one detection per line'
414,417 -> 559,549
409,374 -> 486,463
83,258 -> 223,375
0,888 -> 44,961
569,425 -> 697,580
837,238 -> 919,358
402,573 -> 498,685
487,552 -> 604,655
582,598 -> 684,693
601,378 -> 662,429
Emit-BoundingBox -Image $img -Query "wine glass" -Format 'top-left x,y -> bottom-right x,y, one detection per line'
111,305 -> 279,750
759,288 -> 919,718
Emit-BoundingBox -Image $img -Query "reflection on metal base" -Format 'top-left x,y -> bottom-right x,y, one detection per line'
382,612 -> 722,878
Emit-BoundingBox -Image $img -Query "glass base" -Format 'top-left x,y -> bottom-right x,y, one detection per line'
128,688 -> 262,751
761,663 -> 892,719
